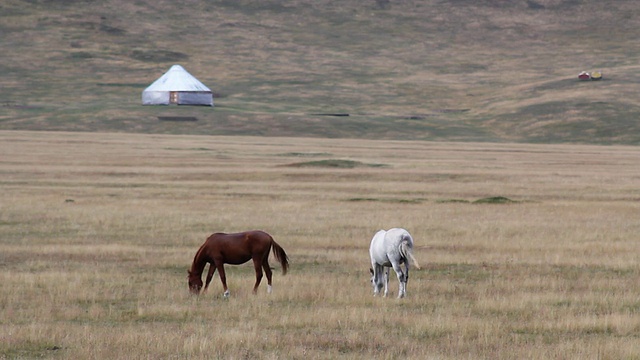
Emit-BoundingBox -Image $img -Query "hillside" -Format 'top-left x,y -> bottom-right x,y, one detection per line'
1,0 -> 639,144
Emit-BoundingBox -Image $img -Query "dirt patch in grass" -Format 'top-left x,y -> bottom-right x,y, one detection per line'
129,49 -> 189,63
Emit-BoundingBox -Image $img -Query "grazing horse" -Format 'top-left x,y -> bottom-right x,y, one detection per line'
369,228 -> 420,298
188,230 -> 289,297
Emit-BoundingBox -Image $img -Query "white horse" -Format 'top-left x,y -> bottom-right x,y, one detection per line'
369,228 -> 420,298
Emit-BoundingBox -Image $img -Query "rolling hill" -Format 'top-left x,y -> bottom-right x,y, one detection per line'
1,0 -> 639,144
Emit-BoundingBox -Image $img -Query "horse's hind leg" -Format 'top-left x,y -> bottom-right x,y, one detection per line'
371,264 -> 385,296
391,262 -> 407,298
251,257 -> 264,294
262,258 -> 273,294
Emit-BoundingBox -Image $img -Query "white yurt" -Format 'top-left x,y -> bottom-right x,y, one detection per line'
142,65 -> 213,106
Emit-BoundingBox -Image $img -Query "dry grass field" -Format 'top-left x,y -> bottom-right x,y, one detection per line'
2,130 -> 640,359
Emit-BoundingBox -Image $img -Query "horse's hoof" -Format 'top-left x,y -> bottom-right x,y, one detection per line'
223,290 -> 230,298
267,285 -> 273,294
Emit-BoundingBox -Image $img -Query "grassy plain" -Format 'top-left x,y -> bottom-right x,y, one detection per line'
2,130 -> 640,359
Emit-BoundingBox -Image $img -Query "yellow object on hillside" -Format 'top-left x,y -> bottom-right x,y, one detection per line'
591,71 -> 603,80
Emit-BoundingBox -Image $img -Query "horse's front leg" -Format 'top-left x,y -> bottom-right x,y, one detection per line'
251,257 -> 264,294
214,260 -> 230,298
383,268 -> 390,297
203,263 -> 216,294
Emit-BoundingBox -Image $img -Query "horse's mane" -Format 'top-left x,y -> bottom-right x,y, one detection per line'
189,241 -> 208,277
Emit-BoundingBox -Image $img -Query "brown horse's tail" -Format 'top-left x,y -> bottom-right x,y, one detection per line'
271,239 -> 289,275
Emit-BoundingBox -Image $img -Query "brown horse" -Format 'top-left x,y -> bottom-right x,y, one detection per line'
187,230 -> 289,297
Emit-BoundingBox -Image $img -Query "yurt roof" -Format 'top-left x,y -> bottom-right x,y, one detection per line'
143,65 -> 211,92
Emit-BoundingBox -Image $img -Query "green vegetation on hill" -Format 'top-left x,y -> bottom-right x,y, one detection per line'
1,0 -> 639,144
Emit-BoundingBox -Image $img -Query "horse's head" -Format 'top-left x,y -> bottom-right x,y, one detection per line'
187,270 -> 203,295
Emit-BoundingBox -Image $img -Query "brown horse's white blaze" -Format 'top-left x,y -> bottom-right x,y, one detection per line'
188,230 -> 289,297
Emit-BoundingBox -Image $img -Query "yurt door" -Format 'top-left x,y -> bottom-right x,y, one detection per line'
170,92 -> 179,104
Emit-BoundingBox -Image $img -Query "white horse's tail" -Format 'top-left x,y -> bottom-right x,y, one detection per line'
399,240 -> 421,270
